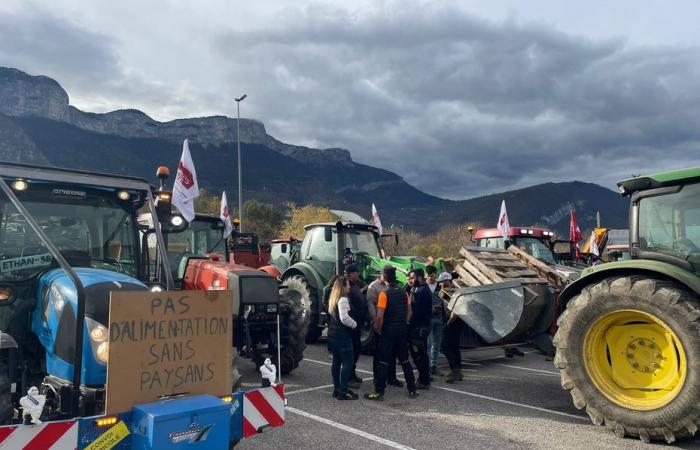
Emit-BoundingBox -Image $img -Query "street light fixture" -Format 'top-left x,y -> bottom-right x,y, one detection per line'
235,94 -> 247,231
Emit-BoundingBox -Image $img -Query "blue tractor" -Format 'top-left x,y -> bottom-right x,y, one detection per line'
0,162 -> 176,422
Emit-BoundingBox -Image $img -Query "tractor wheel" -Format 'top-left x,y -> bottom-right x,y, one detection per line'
281,275 -> 321,343
554,276 -> 700,443
279,286 -> 309,375
359,317 -> 375,355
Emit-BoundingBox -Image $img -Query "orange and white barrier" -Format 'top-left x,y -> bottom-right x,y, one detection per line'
0,420 -> 78,449
243,384 -> 285,437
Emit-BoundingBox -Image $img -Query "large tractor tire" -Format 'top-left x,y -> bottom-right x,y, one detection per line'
360,317 -> 375,355
554,276 -> 700,443
279,287 -> 309,375
281,275 -> 321,343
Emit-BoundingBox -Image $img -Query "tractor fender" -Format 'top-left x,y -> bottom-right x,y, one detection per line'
559,259 -> 700,309
281,262 -> 325,295
258,264 -> 281,279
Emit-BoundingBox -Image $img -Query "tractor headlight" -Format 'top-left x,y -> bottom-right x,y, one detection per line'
90,324 -> 108,342
96,342 -> 109,364
86,316 -> 110,364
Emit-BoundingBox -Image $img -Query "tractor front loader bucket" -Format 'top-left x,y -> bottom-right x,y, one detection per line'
448,280 -> 546,343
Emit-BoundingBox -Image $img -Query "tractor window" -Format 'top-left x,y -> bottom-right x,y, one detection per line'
477,237 -> 505,249
0,192 -> 138,281
304,227 -> 335,261
512,237 -> 557,265
344,231 -> 381,257
639,183 -> 700,264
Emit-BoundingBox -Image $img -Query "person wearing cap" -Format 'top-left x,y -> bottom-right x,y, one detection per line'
438,274 -> 464,383
426,266 -> 446,377
365,266 -> 418,401
408,268 -> 432,389
367,271 -> 402,387
345,264 -> 367,385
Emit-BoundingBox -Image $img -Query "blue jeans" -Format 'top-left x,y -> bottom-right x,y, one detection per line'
328,335 -> 354,394
428,316 -> 444,368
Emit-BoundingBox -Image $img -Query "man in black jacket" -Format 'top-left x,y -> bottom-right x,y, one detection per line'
345,264 -> 366,385
408,268 -> 432,389
365,266 -> 418,401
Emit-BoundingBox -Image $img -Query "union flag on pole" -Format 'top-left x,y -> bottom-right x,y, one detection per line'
372,203 -> 383,235
172,139 -> 199,222
497,200 -> 510,239
220,191 -> 233,238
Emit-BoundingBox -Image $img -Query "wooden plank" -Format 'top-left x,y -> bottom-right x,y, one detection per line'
464,245 -> 507,254
456,264 -> 485,286
507,245 -> 566,287
502,269 -> 539,278
460,247 -> 505,283
481,260 -> 529,269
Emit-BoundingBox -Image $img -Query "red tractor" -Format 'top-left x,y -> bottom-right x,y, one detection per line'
473,226 -> 584,276
228,221 -> 272,269
150,167 -> 307,374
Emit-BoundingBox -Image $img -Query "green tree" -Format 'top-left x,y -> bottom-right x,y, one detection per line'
193,189 -> 222,216
243,200 -> 284,242
280,203 -> 336,239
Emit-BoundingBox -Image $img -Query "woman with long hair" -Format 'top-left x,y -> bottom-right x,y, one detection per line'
327,275 -> 358,400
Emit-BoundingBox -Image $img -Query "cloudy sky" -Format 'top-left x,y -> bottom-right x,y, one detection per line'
1,0 -> 699,199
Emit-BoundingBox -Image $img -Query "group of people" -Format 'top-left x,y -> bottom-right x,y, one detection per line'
325,264 -> 464,401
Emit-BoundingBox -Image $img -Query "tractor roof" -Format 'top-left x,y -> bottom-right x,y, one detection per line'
618,166 -> 700,196
304,222 -> 379,233
0,161 -> 153,192
474,227 -> 554,239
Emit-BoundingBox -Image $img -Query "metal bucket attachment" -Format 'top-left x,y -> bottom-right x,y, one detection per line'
448,280 -> 546,343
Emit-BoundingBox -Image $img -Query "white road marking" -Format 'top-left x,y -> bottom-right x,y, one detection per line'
431,385 -> 588,422
287,377 -> 374,395
303,358 -> 374,375
491,363 -> 559,376
287,407 -> 418,450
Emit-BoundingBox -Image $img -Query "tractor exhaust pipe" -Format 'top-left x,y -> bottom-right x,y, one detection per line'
335,222 -> 344,276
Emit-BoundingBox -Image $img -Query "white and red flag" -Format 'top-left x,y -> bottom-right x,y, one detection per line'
172,139 -> 199,222
497,200 -> 510,239
220,191 -> 233,238
372,203 -> 383,235
569,209 -> 582,259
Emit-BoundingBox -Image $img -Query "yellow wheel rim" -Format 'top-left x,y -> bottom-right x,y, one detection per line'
583,309 -> 686,411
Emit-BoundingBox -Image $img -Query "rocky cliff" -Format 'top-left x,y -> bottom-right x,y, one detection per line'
0,67 -> 352,165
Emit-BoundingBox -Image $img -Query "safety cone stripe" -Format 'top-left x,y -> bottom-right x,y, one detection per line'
242,384 -> 285,438
0,420 -> 78,449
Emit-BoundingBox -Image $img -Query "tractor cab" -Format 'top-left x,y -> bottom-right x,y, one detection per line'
623,176 -> 700,270
474,227 -> 558,264
268,238 -> 301,273
0,162 -> 172,420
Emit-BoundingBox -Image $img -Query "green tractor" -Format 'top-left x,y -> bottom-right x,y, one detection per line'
554,166 -> 700,442
280,222 -> 444,348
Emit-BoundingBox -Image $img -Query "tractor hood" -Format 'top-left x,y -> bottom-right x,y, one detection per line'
33,268 -> 148,386
37,268 -> 148,326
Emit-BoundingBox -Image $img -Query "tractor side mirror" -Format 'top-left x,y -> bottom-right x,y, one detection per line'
553,240 -> 576,260
324,226 -> 333,242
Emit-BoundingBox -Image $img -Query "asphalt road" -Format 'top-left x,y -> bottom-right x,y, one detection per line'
237,343 -> 700,450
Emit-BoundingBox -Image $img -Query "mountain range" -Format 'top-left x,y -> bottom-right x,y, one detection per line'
0,67 -> 628,235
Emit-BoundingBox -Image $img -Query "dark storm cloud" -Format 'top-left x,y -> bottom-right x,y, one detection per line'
0,8 -> 119,88
214,3 -> 700,198
0,6 -> 186,115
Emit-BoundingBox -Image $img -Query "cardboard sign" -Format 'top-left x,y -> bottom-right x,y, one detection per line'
105,290 -> 233,415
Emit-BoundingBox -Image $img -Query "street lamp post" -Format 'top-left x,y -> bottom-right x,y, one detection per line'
235,94 -> 247,231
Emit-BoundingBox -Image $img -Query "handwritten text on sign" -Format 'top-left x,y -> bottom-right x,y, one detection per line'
105,290 -> 232,415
